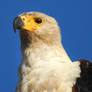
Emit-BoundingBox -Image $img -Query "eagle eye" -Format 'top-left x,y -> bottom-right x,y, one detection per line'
34,18 -> 42,24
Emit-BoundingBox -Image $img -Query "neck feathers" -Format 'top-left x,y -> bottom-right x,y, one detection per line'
19,30 -> 71,63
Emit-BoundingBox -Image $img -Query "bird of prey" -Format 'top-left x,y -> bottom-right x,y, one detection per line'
13,12 -> 92,92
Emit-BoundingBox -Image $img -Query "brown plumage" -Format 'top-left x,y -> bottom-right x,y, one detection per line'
74,59 -> 92,92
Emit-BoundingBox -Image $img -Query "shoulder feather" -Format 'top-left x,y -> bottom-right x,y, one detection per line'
74,59 -> 92,92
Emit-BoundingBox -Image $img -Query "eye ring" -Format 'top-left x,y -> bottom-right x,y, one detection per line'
34,18 -> 42,24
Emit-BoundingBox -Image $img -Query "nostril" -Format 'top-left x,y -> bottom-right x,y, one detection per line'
22,18 -> 25,21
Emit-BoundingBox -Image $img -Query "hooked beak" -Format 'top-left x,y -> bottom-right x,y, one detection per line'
13,16 -> 24,32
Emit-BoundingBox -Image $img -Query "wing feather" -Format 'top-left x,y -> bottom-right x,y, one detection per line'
74,59 -> 92,92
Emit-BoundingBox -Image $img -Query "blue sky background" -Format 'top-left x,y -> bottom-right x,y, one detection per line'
0,0 -> 92,92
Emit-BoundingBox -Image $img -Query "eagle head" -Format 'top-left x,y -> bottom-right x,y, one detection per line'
13,12 -> 61,51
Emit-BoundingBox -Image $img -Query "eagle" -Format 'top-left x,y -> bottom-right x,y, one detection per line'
13,12 -> 92,92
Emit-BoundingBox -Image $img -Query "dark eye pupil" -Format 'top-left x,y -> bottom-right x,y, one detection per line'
35,18 -> 42,24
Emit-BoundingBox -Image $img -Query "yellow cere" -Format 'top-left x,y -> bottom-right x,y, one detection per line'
20,15 -> 43,32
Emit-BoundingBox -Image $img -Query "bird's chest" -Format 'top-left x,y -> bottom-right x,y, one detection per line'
17,58 -> 80,92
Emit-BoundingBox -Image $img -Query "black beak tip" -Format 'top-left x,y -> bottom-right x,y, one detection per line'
13,16 -> 24,33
